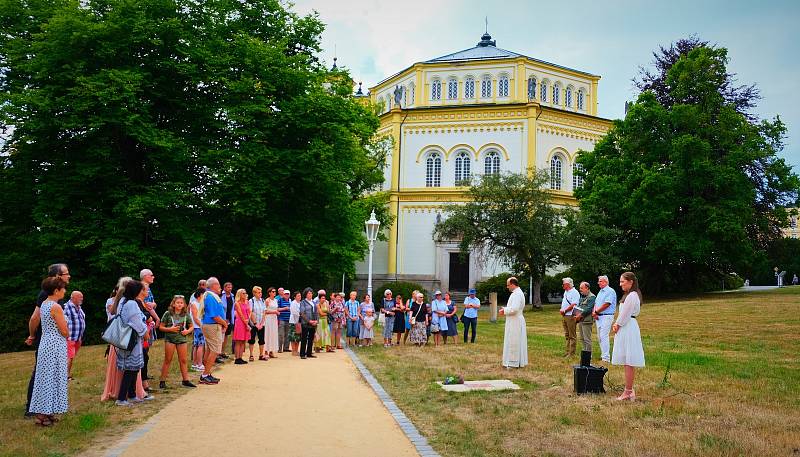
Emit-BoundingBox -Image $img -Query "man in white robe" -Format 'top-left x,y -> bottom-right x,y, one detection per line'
500,276 -> 528,368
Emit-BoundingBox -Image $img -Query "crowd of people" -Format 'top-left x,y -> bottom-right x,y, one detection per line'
22,264 -> 488,425
23,263 -> 645,426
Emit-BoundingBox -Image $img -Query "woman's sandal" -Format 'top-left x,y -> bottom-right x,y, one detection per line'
259,355 -> 268,361
249,356 -> 255,362
34,416 -> 53,427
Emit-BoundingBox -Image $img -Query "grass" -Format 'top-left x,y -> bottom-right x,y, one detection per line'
355,287 -> 800,457
0,341 -> 196,457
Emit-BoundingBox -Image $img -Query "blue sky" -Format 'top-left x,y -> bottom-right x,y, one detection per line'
292,0 -> 800,170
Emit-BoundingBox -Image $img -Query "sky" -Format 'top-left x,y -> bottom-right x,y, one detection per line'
291,0 -> 800,170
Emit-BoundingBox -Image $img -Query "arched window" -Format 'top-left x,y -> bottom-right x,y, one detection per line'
566,86 -> 573,108
454,151 -> 471,184
577,89 -> 585,111
553,83 -> 561,106
431,79 -> 441,101
447,77 -> 458,100
527,77 -> 537,100
573,163 -> 584,190
464,77 -> 475,99
484,151 -> 500,175
540,81 -> 548,102
550,155 -> 563,190
481,75 -> 492,98
498,75 -> 509,97
426,153 -> 442,187
385,94 -> 392,112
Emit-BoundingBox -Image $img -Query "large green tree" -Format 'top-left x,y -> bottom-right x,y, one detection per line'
433,169 -> 565,308
0,0 -> 387,351
576,42 -> 799,293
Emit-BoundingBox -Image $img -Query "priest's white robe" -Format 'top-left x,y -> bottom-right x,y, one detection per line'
502,287 -> 528,368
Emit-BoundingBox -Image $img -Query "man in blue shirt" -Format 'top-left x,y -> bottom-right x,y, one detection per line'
462,288 -> 480,343
200,277 -> 227,384
277,288 -> 292,352
344,291 -> 360,347
592,275 -> 617,363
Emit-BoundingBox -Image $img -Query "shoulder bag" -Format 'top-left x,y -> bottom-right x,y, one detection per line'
102,299 -> 138,351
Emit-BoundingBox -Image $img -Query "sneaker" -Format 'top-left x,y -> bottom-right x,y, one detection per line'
142,394 -> 156,401
130,397 -> 143,403
197,364 -> 205,371
159,381 -> 167,389
181,380 -> 197,388
199,375 -> 218,385
215,356 -> 225,364
189,365 -> 199,372
220,353 -> 230,359
234,358 -> 247,365
115,400 -> 132,407
208,375 -> 221,382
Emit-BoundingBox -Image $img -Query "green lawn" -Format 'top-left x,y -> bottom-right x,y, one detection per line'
0,342 -> 193,457
355,287 -> 800,457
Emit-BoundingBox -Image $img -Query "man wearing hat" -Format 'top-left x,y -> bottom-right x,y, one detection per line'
462,288 -> 481,343
430,290 -> 446,339
276,288 -> 292,353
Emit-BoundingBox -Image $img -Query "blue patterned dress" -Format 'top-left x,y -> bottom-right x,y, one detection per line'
29,300 -> 69,415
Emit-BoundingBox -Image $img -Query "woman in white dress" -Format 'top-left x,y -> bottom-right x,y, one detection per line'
263,287 -> 280,358
612,271 -> 645,401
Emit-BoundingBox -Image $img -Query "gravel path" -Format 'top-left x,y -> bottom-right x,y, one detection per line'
105,350 -> 419,457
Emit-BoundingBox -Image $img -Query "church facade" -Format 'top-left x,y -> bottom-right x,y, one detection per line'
354,33 -> 613,293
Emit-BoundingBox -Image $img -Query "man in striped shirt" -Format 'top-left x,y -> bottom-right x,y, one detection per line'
63,291 -> 86,380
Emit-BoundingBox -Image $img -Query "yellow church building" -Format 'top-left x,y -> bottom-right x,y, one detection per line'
355,32 -> 613,293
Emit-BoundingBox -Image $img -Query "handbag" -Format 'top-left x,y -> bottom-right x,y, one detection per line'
430,321 -> 440,333
102,299 -> 138,351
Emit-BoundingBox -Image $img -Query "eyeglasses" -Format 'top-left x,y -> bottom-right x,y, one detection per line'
59,272 -> 71,277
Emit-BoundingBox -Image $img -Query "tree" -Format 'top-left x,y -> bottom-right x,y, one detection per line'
433,169 -> 564,308
577,43 -> 799,293
0,0 -> 387,351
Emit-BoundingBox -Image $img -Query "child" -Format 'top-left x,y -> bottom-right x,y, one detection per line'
360,308 -> 376,346
233,289 -> 251,365
158,295 -> 196,389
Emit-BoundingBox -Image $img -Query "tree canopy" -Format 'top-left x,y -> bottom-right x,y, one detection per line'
433,169 -> 567,307
576,43 -> 799,293
0,0 -> 387,351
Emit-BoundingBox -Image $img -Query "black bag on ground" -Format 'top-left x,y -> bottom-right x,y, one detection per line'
573,364 -> 607,395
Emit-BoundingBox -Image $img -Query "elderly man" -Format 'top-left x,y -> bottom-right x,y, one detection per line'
140,269 -> 160,324
593,275 -> 618,364
462,288 -> 480,343
574,282 -> 596,366
25,263 -> 70,417
64,291 -> 86,379
200,277 -> 227,384
560,278 -> 580,357
277,288 -> 292,353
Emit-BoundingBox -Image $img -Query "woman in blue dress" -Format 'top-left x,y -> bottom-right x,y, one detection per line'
29,277 -> 70,426
443,292 -> 459,344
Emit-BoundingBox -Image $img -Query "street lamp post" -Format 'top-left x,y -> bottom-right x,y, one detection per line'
365,210 -> 381,299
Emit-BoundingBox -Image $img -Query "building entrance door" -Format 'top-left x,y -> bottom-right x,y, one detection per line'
448,252 -> 470,291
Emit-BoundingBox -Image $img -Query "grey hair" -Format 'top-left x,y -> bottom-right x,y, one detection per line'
197,279 -> 207,287
598,275 -> 609,282
47,263 -> 68,277
206,277 -> 220,288
562,277 -> 574,286
110,276 -> 134,316
579,281 -> 591,290
139,268 -> 153,279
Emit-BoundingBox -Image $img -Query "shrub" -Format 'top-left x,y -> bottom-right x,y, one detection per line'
375,281 -> 429,308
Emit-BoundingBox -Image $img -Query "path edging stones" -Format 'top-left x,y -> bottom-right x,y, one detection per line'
344,346 -> 442,457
